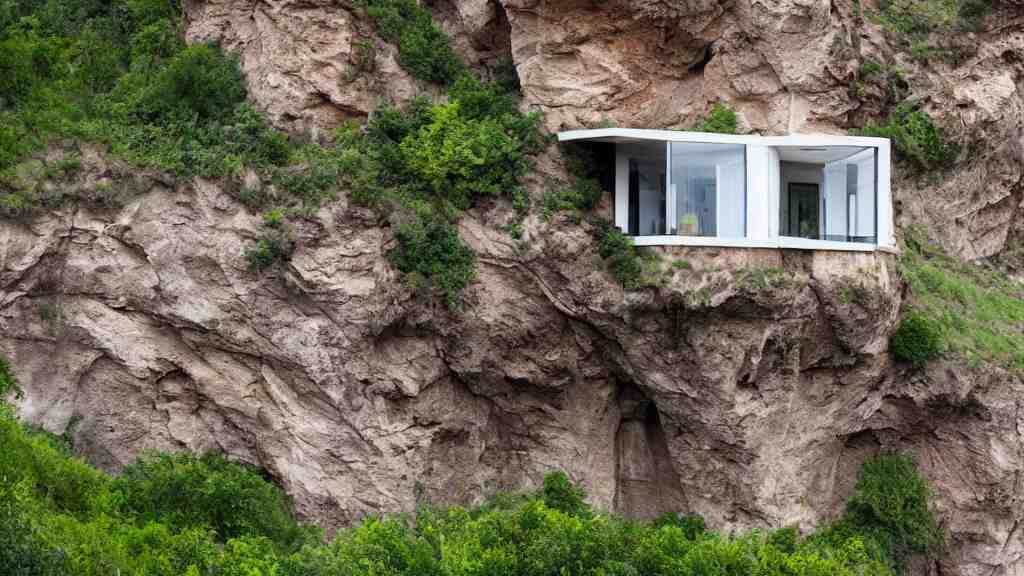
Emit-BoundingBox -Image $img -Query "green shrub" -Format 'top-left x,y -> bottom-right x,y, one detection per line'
652,512 -> 706,539
391,214 -> 477,309
592,218 -> 661,290
542,177 -> 603,219
0,353 -> 21,400
132,43 -> 247,122
245,233 -> 294,273
0,481 -> 63,576
74,23 -> 125,94
542,471 -> 591,518
123,0 -> 182,28
891,312 -> 943,365
692,103 -> 738,134
359,0 -> 465,85
401,102 -> 528,208
129,18 -> 185,69
843,454 -> 940,569
341,77 -> 541,307
112,451 -> 313,550
0,405 -> 110,517
859,104 -> 955,169
0,399 -> 942,576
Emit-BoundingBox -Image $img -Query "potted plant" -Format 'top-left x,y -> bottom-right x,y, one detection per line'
679,212 -> 699,235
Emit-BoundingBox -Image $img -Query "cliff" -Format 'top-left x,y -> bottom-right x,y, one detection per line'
3,0 -> 1024,573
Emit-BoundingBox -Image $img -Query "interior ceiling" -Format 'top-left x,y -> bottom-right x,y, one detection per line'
776,146 -> 868,164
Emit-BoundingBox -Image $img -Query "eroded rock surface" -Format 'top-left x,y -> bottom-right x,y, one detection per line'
5,0 -> 1024,574
187,0 -> 1024,260
184,0 -> 423,137
3,148 -> 1024,574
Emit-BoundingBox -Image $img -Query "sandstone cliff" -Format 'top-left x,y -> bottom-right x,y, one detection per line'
4,0 -> 1024,574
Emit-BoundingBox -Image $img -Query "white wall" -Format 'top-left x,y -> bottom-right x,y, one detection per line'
877,142 -> 893,247
743,145 -> 772,241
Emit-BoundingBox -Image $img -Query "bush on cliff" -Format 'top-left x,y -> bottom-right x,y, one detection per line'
0,369 -> 941,576
0,0 -> 543,309
891,312 -> 943,365
592,218 -> 662,290
692,103 -> 739,134
858,104 -> 955,169
112,451 -> 314,550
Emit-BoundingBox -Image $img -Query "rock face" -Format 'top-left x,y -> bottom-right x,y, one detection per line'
3,146 -> 1024,574
185,0 -> 1024,261
184,0 -> 423,137
4,0 -> 1024,574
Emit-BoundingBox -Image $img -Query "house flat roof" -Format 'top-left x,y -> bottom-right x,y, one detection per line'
556,128 -> 890,148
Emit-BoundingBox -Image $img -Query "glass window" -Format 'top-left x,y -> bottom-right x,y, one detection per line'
823,148 -> 876,243
670,143 -> 745,237
779,147 -> 876,243
622,141 -> 667,236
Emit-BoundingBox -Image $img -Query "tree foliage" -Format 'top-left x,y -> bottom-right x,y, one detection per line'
0,396 -> 942,576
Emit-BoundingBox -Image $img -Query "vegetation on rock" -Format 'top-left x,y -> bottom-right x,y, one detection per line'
0,0 -> 544,309
358,0 -> 465,85
0,353 -> 20,399
895,227 -> 1024,368
0,361 -> 939,575
691,103 -> 739,134
858,104 -> 955,170
891,313 -> 943,365
591,218 -> 662,290
869,0 -> 990,63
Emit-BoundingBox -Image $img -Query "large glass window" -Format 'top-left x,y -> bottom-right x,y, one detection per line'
779,147 -> 876,243
670,143 -> 746,237
622,141 -> 667,236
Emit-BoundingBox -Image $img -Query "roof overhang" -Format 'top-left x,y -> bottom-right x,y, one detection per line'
556,128 -> 889,149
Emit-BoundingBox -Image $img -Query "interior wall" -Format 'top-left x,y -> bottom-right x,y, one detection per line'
779,162 -> 824,236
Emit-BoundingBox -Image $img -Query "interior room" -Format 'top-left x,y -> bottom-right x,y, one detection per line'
777,146 -> 877,243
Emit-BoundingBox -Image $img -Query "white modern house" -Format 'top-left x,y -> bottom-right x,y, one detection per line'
557,129 -> 894,252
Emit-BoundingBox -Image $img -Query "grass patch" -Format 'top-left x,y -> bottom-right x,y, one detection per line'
735,266 -> 791,293
868,0 -> 990,63
897,226 -> 1024,368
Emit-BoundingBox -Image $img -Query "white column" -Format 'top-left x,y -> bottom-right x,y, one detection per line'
875,143 -> 894,247
744,145 -> 773,241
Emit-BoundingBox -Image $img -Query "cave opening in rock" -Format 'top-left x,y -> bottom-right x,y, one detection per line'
613,385 -> 687,519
